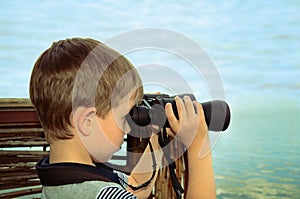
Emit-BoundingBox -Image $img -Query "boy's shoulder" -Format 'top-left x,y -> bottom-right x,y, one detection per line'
37,156 -> 137,198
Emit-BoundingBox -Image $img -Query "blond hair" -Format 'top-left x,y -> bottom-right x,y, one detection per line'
30,38 -> 143,141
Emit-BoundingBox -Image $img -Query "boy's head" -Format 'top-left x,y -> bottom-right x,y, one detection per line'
30,38 -> 143,143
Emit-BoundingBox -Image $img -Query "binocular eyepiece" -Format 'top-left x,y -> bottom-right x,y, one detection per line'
129,94 -> 231,132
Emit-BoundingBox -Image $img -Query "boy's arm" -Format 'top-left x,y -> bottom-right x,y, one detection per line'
126,134 -> 163,199
125,96 -> 216,199
165,96 -> 216,199
185,123 -> 216,198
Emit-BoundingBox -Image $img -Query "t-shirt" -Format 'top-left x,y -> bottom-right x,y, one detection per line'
36,156 -> 137,199
41,181 -> 137,199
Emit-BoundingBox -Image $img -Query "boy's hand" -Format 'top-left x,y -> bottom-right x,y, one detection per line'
165,96 -> 208,148
165,96 -> 216,198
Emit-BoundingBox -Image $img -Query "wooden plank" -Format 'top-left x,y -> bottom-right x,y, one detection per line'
0,98 -> 33,107
0,128 -> 44,137
0,181 -> 41,191
0,140 -> 48,148
0,99 -> 40,130
0,163 -> 36,169
0,154 -> 45,163
0,150 -> 48,156
0,110 -> 40,124
1,156 -> 44,164
0,128 -> 43,133
0,122 -> 41,128
0,138 -> 45,143
0,170 -> 38,178
0,187 -> 42,198
0,167 -> 36,174
0,174 -> 38,182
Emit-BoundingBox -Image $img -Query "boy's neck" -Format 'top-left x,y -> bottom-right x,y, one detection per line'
49,133 -> 95,166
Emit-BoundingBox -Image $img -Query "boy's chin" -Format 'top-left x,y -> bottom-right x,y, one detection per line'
92,154 -> 113,163
92,147 -> 121,163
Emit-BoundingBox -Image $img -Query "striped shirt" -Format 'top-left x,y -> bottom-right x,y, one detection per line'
96,186 -> 137,199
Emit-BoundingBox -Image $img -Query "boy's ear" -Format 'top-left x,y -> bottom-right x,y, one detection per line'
76,107 -> 97,136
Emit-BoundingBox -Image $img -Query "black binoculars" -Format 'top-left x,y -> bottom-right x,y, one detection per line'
129,94 -> 230,132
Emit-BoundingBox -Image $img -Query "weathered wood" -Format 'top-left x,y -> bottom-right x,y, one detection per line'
0,180 -> 41,190
0,110 -> 40,124
0,122 -> 41,128
0,98 -> 33,107
0,128 -> 44,135
1,168 -> 37,176
0,98 -> 45,198
0,140 -> 48,148
0,181 -> 41,192
1,156 -> 44,164
0,187 -> 42,198
1,173 -> 38,182
0,151 -> 48,167
0,162 -> 36,168
0,150 -> 48,156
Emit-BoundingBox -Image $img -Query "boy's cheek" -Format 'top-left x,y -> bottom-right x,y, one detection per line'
78,129 -> 120,163
101,120 -> 125,148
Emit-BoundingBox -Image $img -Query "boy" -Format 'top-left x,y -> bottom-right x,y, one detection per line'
30,38 -> 216,198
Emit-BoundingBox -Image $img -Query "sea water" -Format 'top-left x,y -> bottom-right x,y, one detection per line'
0,1 -> 299,198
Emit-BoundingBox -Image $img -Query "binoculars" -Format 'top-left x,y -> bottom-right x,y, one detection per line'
130,94 -> 230,132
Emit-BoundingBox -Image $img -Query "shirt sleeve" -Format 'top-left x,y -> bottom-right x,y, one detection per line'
96,186 -> 137,199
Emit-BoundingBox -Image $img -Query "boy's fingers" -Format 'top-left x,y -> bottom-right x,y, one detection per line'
150,124 -> 160,133
194,101 -> 205,120
166,128 -> 176,137
174,96 -> 186,120
165,103 -> 179,132
183,96 -> 195,116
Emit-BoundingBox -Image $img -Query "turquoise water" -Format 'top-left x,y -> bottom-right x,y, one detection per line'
1,1 -> 299,198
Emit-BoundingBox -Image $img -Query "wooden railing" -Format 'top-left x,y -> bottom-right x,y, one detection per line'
0,98 -> 46,198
